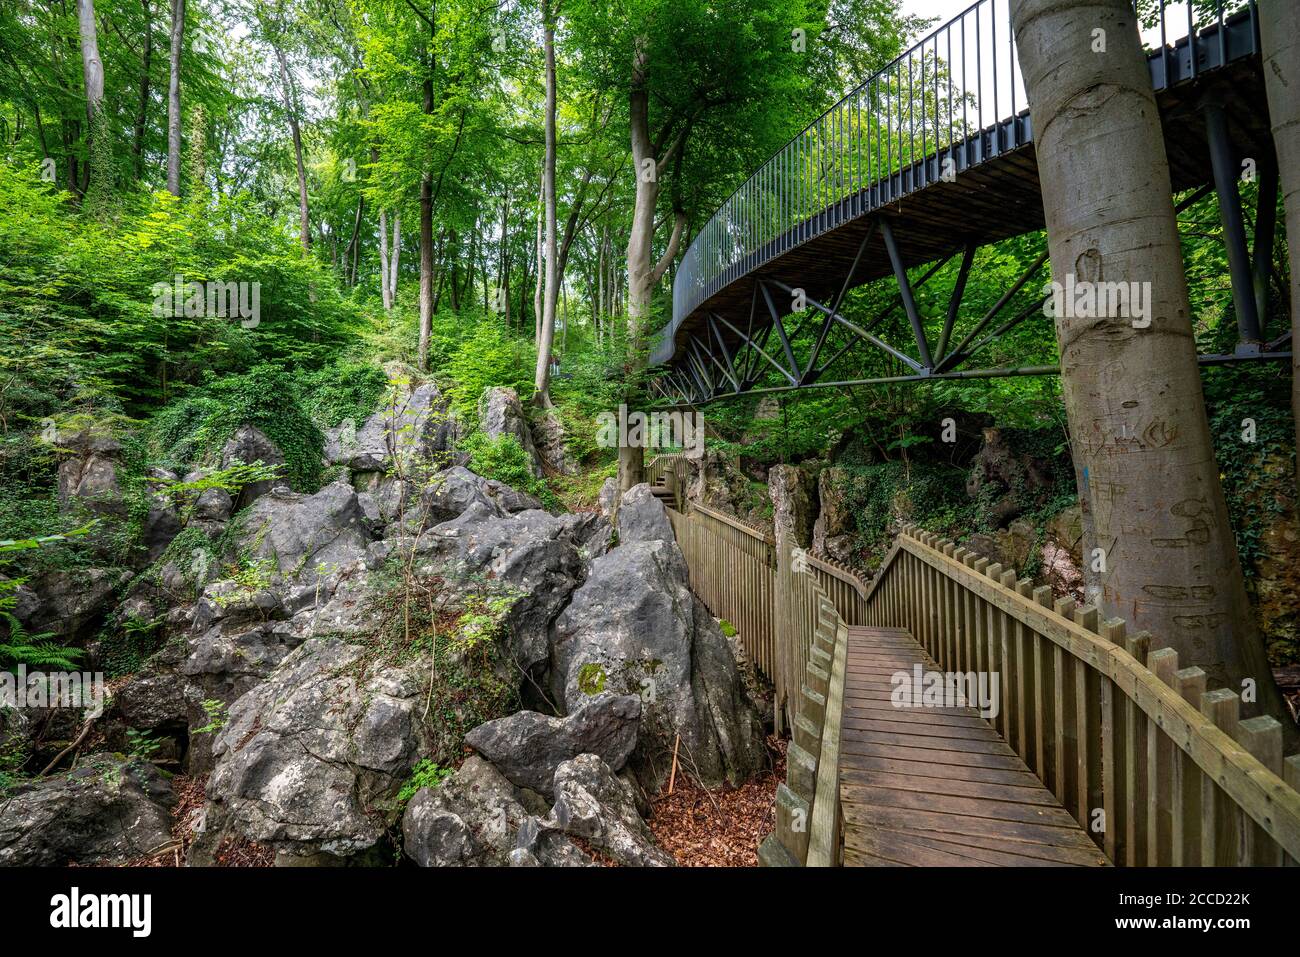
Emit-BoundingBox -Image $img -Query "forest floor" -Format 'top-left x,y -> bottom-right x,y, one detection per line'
647,735 -> 786,867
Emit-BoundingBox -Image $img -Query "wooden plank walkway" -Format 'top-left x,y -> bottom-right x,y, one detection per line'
839,626 -> 1110,867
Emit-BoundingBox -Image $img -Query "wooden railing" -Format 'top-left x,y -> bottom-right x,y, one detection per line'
869,526 -> 1300,866
665,496 -> 866,866
665,496 -> 1300,866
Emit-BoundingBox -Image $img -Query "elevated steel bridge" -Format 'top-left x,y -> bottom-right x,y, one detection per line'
650,0 -> 1288,406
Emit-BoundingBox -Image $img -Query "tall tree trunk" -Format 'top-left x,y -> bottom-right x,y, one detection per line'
419,171 -> 433,368
275,44 -> 310,253
497,192 -> 511,325
166,0 -> 183,196
626,46 -> 686,348
344,195 -> 364,285
1260,3 -> 1300,496
76,0 -> 108,208
379,207 -> 392,309
390,213 -> 402,306
132,0 -> 153,180
534,7 -> 559,406
533,161 -> 545,344
1011,0 -> 1291,735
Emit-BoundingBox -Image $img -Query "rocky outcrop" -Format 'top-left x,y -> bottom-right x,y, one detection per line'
220,425 -> 286,509
326,379 -> 458,474
464,694 -> 641,796
966,427 -> 1053,528
0,754 -> 174,865
536,754 -> 673,866
966,520 -> 1037,575
479,387 -> 544,478
533,408 -> 579,476
401,756 -> 589,867
203,637 -> 432,861
415,508 -> 606,679
551,537 -> 764,791
11,568 -> 130,644
685,450 -> 765,523
616,483 -> 674,545
811,466 -> 854,564
235,482 -> 374,583
769,463 -> 816,550
57,433 -> 124,518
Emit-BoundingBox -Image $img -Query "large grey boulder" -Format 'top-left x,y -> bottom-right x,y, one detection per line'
57,451 -> 123,518
0,754 -> 174,866
464,694 -> 641,797
534,408 -> 579,476
234,482 -> 374,583
551,539 -> 764,791
415,509 -> 607,678
327,380 -> 458,474
478,386 -> 544,478
540,754 -> 673,867
616,483 -> 674,544
11,568 -> 129,643
401,756 -> 589,867
204,636 -> 431,860
220,425 -> 286,509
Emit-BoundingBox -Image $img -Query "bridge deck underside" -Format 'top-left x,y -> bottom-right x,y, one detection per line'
662,56 -> 1269,370
840,626 -> 1110,867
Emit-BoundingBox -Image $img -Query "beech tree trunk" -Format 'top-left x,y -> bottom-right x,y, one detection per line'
1010,0 -> 1290,735
166,0 -> 184,196
76,0 -> 108,207
379,207 -> 392,310
1260,3 -> 1300,496
533,162 -> 545,344
275,44 -> 311,253
390,213 -> 402,306
133,0 -> 153,179
533,7 -> 559,406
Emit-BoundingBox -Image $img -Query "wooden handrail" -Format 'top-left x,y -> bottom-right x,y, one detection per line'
872,525 -> 1300,865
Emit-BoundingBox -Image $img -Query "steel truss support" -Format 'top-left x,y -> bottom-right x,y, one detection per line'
655,180 -> 1292,406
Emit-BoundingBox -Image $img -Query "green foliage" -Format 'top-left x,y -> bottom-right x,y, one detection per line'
444,319 -> 537,424
0,613 -> 83,672
126,728 -> 163,759
461,431 -> 558,509
396,759 -> 453,806
194,699 -> 228,736
298,359 -> 388,431
149,365 -> 325,489
97,613 -> 165,679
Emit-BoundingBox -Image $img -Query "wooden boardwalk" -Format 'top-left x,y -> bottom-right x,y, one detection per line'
839,626 -> 1110,867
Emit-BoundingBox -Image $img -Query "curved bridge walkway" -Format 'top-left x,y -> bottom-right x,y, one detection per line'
651,0 -> 1287,405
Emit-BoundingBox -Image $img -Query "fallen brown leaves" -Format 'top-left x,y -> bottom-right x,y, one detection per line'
647,735 -> 786,867
121,773 -> 272,867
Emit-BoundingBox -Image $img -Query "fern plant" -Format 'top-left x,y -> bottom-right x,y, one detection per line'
0,613 -> 83,672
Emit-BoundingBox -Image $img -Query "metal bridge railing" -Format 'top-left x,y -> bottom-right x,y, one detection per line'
662,0 -> 1259,361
